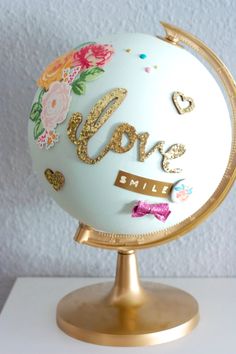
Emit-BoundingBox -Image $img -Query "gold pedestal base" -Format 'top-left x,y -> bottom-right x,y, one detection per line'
57,251 -> 199,346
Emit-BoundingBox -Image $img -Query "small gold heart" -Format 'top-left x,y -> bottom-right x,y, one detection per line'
44,169 -> 65,191
172,91 -> 195,114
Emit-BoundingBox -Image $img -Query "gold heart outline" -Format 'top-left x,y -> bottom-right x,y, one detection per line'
44,169 -> 65,191
172,91 -> 195,114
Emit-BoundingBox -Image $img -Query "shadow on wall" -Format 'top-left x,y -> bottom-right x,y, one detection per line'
0,278 -> 15,313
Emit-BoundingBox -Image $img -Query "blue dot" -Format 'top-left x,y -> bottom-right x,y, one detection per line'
139,53 -> 147,59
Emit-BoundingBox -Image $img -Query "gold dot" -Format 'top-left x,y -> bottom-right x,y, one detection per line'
125,48 -> 131,53
153,65 -> 158,69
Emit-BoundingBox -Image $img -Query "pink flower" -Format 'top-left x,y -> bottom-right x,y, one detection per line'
176,190 -> 189,202
41,81 -> 71,131
37,131 -> 47,149
72,44 -> 114,70
62,66 -> 81,84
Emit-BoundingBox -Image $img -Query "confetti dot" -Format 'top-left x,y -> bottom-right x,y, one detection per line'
153,65 -> 158,69
139,53 -> 147,59
145,67 -> 151,73
125,48 -> 131,53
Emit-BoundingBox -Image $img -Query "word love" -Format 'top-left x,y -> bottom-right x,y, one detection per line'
67,88 -> 186,173
115,170 -> 173,198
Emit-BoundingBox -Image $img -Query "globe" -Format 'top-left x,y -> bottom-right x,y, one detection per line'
28,32 -> 231,237
28,23 -> 236,347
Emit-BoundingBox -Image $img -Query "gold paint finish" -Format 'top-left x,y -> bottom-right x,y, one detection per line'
57,251 -> 199,346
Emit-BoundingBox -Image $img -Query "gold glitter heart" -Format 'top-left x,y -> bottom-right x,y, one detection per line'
44,169 -> 65,191
172,91 -> 195,114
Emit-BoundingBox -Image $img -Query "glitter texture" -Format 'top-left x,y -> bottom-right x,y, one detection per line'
67,88 -> 127,164
162,144 -> 186,173
132,201 -> 171,222
67,112 -> 83,145
44,169 -> 65,191
172,91 -> 195,114
67,88 -> 185,172
138,134 -> 185,173
110,123 -> 137,153
138,133 -> 165,161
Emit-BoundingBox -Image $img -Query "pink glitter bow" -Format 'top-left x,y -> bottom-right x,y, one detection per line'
131,201 -> 171,222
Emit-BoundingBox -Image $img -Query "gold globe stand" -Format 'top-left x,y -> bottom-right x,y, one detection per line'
57,249 -> 199,346
57,22 -> 236,346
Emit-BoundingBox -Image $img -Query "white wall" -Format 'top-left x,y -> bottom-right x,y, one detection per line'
0,0 -> 236,311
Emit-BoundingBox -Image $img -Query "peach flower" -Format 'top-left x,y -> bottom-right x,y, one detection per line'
41,81 -> 71,131
37,129 -> 59,149
37,51 -> 73,90
176,190 -> 189,201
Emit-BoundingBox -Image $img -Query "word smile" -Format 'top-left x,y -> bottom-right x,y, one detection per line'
115,170 -> 173,198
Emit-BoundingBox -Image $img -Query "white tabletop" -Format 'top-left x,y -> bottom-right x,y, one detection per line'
0,277 -> 235,353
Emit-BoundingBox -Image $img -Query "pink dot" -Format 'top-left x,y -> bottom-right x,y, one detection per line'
145,67 -> 151,73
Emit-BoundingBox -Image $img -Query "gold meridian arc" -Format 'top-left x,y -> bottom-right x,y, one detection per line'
74,22 -> 236,251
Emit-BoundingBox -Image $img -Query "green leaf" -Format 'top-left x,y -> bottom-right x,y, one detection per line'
29,102 -> 42,122
38,89 -> 45,104
74,42 -> 96,50
33,119 -> 45,140
80,67 -> 104,82
72,80 -> 86,95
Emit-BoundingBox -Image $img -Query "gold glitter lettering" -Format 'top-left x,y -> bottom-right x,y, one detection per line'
161,144 -> 186,173
137,132 -> 165,161
67,88 -> 127,164
67,112 -> 83,145
110,123 -> 137,153
67,88 -> 186,173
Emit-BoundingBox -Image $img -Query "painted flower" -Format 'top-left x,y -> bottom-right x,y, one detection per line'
174,184 -> 192,202
37,130 -> 47,149
176,189 -> 189,201
41,81 -> 71,131
62,66 -> 81,84
45,130 -> 59,149
37,51 -> 74,90
32,42 -> 115,150
37,129 -> 59,149
72,44 -> 114,70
